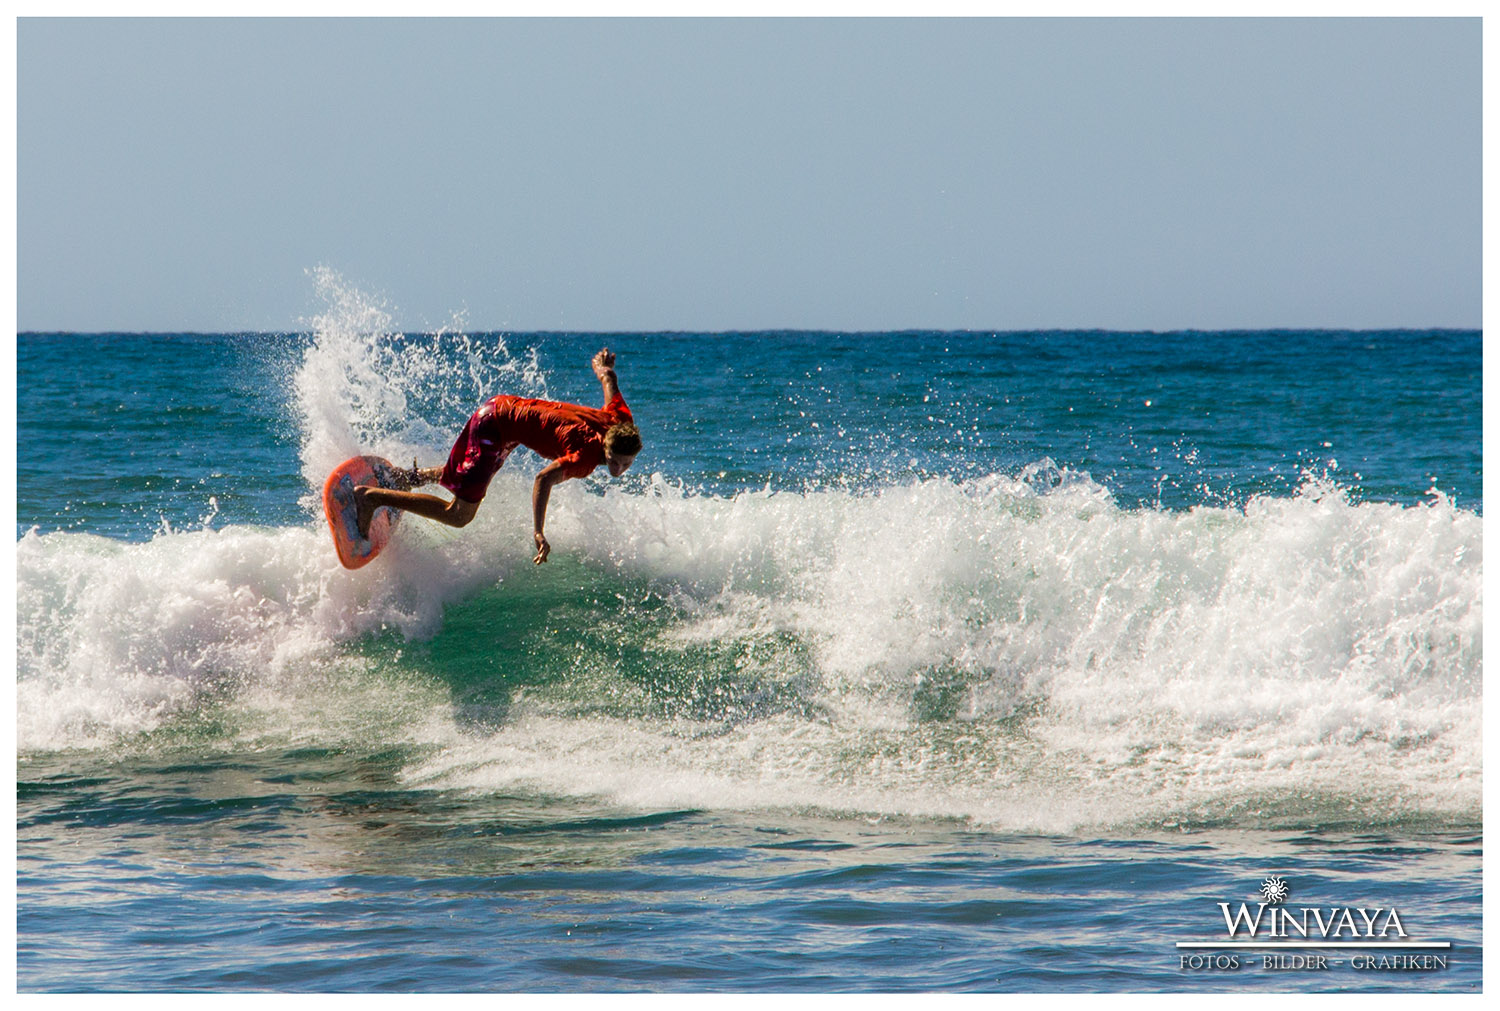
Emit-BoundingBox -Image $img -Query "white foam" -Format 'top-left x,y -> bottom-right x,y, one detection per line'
405,468 -> 1477,830
14,277 -> 1481,830
16,457 -> 1481,829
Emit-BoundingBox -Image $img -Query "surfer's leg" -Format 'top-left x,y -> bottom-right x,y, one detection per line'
355,485 -> 479,534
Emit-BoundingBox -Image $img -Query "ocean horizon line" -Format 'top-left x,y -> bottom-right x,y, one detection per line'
16,325 -> 1483,338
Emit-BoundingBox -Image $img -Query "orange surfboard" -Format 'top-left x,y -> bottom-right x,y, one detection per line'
322,455 -> 404,569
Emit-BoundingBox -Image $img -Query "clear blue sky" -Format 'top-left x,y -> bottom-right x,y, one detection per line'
17,17 -> 1480,332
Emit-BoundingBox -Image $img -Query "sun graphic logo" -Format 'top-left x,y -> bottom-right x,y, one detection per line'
1259,875 -> 1290,904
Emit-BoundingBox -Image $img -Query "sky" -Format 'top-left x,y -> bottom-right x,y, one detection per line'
15,16 -> 1482,333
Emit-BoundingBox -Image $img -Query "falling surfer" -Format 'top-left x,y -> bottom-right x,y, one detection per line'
354,348 -> 642,564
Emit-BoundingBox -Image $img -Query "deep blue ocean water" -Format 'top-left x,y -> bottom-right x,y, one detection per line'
15,281 -> 1482,992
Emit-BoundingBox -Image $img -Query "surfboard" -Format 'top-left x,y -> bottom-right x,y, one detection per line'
323,455 -> 404,569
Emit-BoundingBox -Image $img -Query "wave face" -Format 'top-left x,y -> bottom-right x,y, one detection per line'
14,277 -> 1482,833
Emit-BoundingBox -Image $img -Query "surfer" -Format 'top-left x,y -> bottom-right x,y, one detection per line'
353,348 -> 642,564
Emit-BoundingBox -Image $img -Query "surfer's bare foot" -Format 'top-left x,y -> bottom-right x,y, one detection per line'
353,485 -> 376,538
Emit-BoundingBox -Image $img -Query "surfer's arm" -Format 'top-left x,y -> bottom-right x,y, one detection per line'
531,460 -> 571,565
592,348 -> 621,406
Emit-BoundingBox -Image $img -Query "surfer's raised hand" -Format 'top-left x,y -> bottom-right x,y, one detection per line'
533,531 -> 551,565
593,348 -> 622,406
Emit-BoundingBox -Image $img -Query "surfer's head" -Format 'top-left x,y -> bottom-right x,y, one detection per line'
603,422 -> 642,477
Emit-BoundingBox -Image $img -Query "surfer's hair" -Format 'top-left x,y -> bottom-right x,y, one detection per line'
604,422 -> 642,458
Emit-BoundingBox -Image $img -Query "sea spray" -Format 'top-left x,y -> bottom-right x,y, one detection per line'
18,272 -> 554,750
293,267 -> 548,512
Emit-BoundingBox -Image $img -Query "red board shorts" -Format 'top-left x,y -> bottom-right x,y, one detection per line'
439,400 -> 518,504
